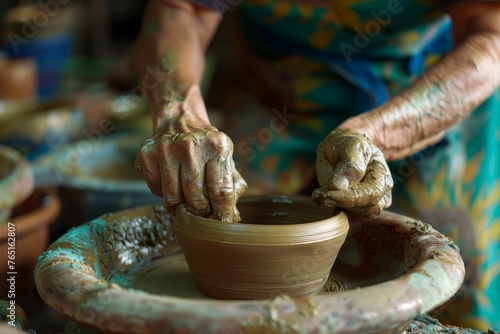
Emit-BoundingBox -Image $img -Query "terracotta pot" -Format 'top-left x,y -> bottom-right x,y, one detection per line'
0,189 -> 61,304
0,145 -> 34,224
173,195 -> 349,299
34,200 -> 465,334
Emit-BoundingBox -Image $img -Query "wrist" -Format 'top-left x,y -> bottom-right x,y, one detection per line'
337,99 -> 429,161
336,113 -> 382,147
153,85 -> 209,125
152,85 -> 215,136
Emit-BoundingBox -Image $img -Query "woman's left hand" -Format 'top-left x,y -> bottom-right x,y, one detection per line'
312,130 -> 393,218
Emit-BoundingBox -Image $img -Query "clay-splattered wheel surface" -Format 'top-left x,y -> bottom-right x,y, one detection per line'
34,196 -> 464,334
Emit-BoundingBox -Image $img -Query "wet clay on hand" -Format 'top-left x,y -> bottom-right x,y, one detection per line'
135,2 -> 236,220
313,130 -> 393,218
136,87 -> 247,223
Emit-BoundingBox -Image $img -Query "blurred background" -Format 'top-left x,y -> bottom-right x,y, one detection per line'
0,1 -> 239,332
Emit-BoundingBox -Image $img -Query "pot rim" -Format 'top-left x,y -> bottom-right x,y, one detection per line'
174,195 -> 349,245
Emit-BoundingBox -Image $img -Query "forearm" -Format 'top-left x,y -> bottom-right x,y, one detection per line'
135,0 -> 220,132
340,29 -> 500,161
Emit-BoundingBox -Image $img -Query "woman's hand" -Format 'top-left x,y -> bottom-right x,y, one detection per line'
135,1 -> 240,220
136,87 -> 247,223
312,130 -> 393,218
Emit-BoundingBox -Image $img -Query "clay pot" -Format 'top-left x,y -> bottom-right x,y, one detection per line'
173,195 -> 349,299
0,189 -> 60,304
0,145 -> 34,224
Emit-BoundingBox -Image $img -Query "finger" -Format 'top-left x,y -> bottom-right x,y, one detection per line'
347,193 -> 387,218
232,160 -> 247,223
136,140 -> 162,197
207,156 -> 236,222
232,160 -> 247,200
372,150 -> 394,189
158,136 -> 183,208
322,160 -> 391,208
179,137 -> 211,217
383,192 -> 392,208
311,187 -> 330,206
312,187 -> 386,218
206,133 -> 237,222
316,144 -> 335,189
328,137 -> 371,190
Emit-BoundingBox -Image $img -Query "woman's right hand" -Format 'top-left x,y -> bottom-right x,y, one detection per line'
136,87 -> 247,223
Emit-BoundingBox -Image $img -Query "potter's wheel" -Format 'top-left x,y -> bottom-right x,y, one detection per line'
35,203 -> 464,334
112,245 -> 386,299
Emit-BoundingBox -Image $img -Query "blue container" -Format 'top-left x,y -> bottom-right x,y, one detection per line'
2,33 -> 72,100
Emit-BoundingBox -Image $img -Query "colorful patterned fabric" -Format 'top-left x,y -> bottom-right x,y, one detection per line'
202,0 -> 500,330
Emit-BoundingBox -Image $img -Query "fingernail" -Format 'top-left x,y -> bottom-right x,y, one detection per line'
332,175 -> 349,190
324,198 -> 338,207
311,188 -> 324,199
